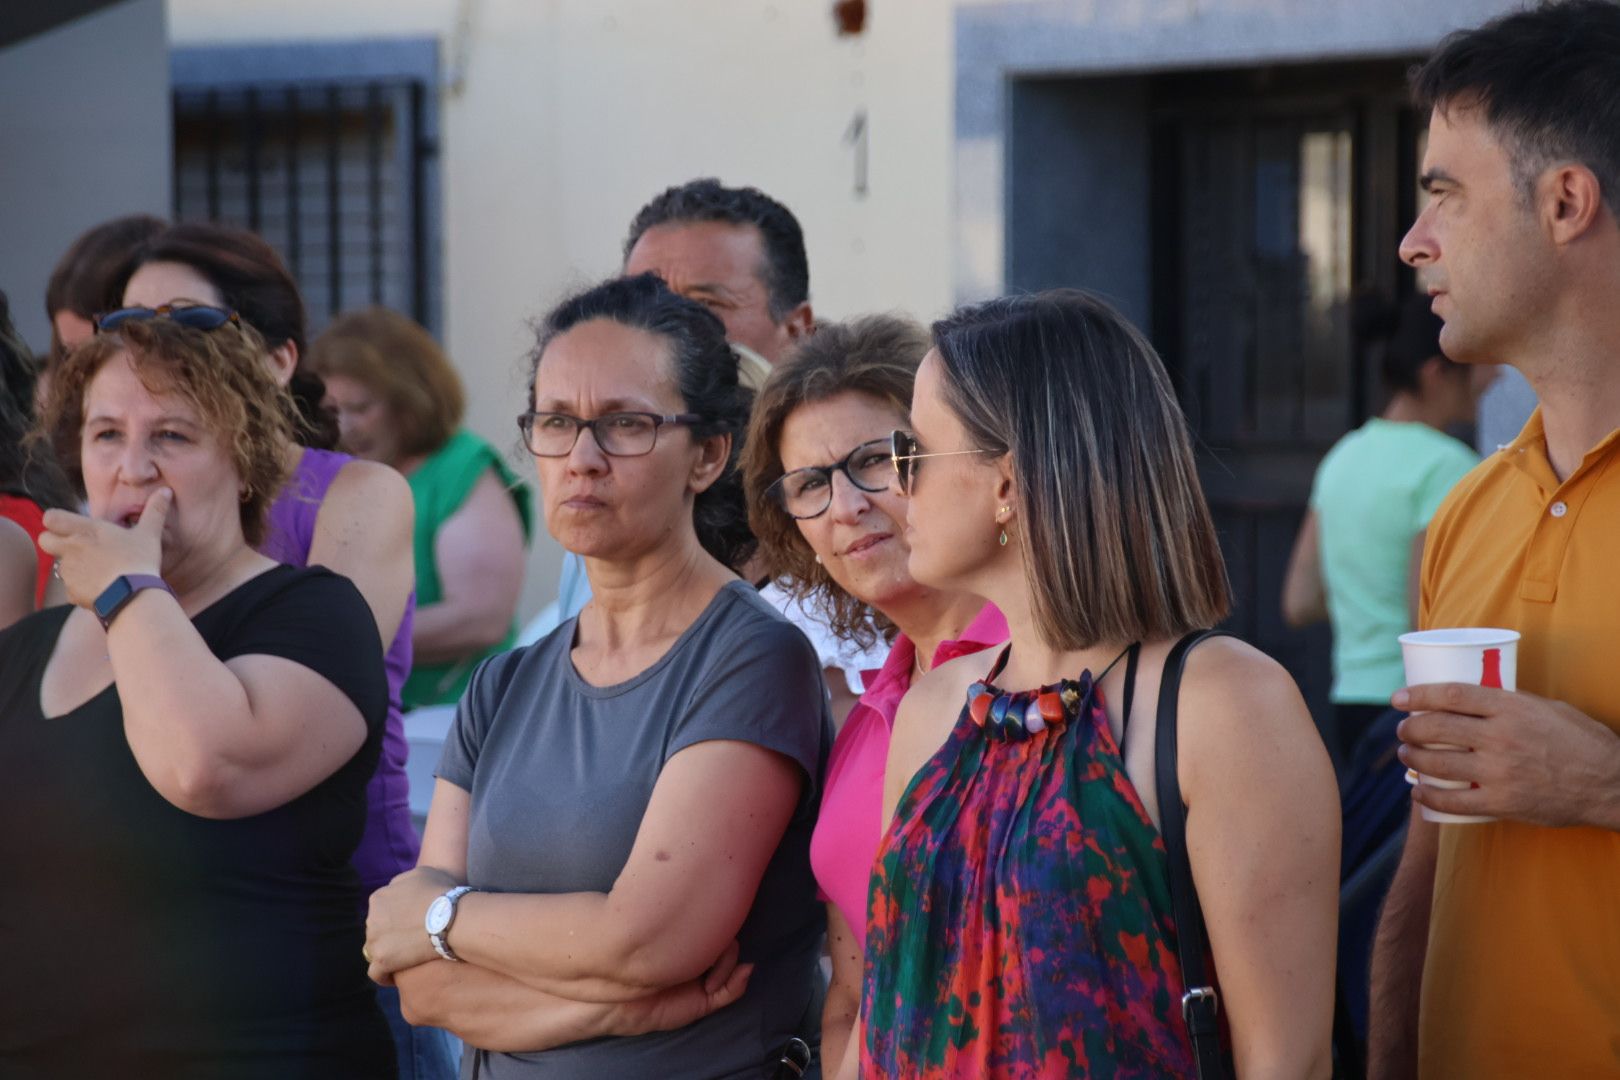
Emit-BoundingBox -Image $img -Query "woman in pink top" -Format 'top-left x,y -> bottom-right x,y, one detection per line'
741,315 -> 1006,1077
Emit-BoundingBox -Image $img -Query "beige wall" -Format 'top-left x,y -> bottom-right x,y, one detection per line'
168,0 -> 955,620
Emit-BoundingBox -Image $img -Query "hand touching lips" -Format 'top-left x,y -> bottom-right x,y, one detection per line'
40,487 -> 171,608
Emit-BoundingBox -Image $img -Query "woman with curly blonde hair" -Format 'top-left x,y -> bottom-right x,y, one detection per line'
740,314 -> 1007,1078
0,311 -> 395,1076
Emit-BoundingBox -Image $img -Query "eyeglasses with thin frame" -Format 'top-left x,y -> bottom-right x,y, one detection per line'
890,429 -> 992,495
94,305 -> 242,333
768,437 -> 894,520
517,410 -> 703,458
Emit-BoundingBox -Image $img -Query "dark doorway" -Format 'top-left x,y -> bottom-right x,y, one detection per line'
1148,60 -> 1424,741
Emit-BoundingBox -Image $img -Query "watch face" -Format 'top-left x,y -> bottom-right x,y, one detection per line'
94,577 -> 135,623
425,894 -> 454,934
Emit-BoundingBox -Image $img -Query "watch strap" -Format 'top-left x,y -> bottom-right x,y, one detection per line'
429,885 -> 477,962
94,574 -> 174,630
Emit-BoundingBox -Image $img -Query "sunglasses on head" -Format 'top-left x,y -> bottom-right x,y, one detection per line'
93,305 -> 241,333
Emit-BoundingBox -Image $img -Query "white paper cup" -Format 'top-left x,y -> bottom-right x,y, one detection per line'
1398,627 -> 1519,825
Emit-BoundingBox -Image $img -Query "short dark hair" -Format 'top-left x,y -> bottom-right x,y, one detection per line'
932,290 -> 1231,650
623,179 -> 810,321
741,314 -> 932,648
1412,0 -> 1620,210
128,222 -> 339,450
529,273 -> 757,571
44,214 -> 167,357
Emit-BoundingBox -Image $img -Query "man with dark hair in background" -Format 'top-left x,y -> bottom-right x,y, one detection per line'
622,178 -> 815,381
1368,3 -> 1620,1077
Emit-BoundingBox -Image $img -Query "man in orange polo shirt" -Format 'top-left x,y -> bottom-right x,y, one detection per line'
1366,3 -> 1620,1078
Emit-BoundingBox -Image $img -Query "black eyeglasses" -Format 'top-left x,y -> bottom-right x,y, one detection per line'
94,305 -> 242,333
517,411 -> 703,458
890,429 -> 992,495
768,437 -> 894,520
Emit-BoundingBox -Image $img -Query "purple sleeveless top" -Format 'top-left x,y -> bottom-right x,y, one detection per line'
262,447 -> 420,895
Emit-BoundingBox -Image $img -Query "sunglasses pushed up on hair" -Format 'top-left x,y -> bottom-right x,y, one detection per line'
93,305 -> 242,334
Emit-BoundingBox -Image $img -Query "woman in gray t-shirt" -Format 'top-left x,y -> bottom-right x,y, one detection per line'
365,275 -> 830,1079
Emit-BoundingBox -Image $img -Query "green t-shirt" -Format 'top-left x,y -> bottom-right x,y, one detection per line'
404,429 -> 534,709
1310,419 -> 1479,704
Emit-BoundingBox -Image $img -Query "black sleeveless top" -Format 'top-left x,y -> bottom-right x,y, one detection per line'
0,564 -> 394,1078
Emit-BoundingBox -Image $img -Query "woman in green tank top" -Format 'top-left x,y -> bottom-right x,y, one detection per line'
310,307 -> 533,708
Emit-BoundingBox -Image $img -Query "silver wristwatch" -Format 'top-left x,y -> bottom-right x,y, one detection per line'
425,885 -> 477,962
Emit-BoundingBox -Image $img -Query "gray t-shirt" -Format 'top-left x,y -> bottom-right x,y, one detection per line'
437,580 -> 830,1079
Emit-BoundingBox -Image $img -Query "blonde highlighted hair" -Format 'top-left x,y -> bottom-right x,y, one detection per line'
930,289 -> 1230,649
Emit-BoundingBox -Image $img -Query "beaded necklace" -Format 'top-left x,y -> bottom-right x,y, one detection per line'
966,642 -> 1136,742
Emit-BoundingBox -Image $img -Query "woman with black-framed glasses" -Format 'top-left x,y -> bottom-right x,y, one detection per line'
516,409 -> 703,458
738,314 -> 1008,1079
364,274 -> 829,1079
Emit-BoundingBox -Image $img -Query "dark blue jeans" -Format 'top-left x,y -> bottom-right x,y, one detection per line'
375,983 -> 461,1080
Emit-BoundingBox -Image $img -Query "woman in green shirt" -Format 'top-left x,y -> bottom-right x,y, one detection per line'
311,307 -> 533,708
1282,294 -> 1497,760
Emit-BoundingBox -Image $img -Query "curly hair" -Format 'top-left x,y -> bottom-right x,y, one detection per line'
36,318 -> 295,547
529,273 -> 757,572
740,314 -> 931,649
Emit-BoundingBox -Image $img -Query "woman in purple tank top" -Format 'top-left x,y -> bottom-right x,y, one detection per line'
121,223 -> 457,1080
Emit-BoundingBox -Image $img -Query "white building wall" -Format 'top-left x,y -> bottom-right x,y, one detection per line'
168,0 -> 957,619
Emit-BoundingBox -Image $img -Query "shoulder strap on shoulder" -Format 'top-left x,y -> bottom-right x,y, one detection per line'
1119,641 -> 1142,740
1155,628 -> 1233,1080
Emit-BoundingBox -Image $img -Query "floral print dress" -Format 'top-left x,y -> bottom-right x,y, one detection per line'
861,648 -> 1199,1079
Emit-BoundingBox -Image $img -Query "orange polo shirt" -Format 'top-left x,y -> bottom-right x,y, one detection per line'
1416,409 -> 1620,1077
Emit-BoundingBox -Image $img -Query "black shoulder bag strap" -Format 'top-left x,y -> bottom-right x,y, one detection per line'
1155,628 -> 1234,1080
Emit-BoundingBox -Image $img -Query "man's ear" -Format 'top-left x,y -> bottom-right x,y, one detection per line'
690,432 -> 733,494
1544,163 -> 1605,246
783,302 -> 815,341
267,340 -> 300,388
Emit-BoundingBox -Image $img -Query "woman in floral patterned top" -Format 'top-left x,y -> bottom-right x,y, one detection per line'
863,290 -> 1340,1079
